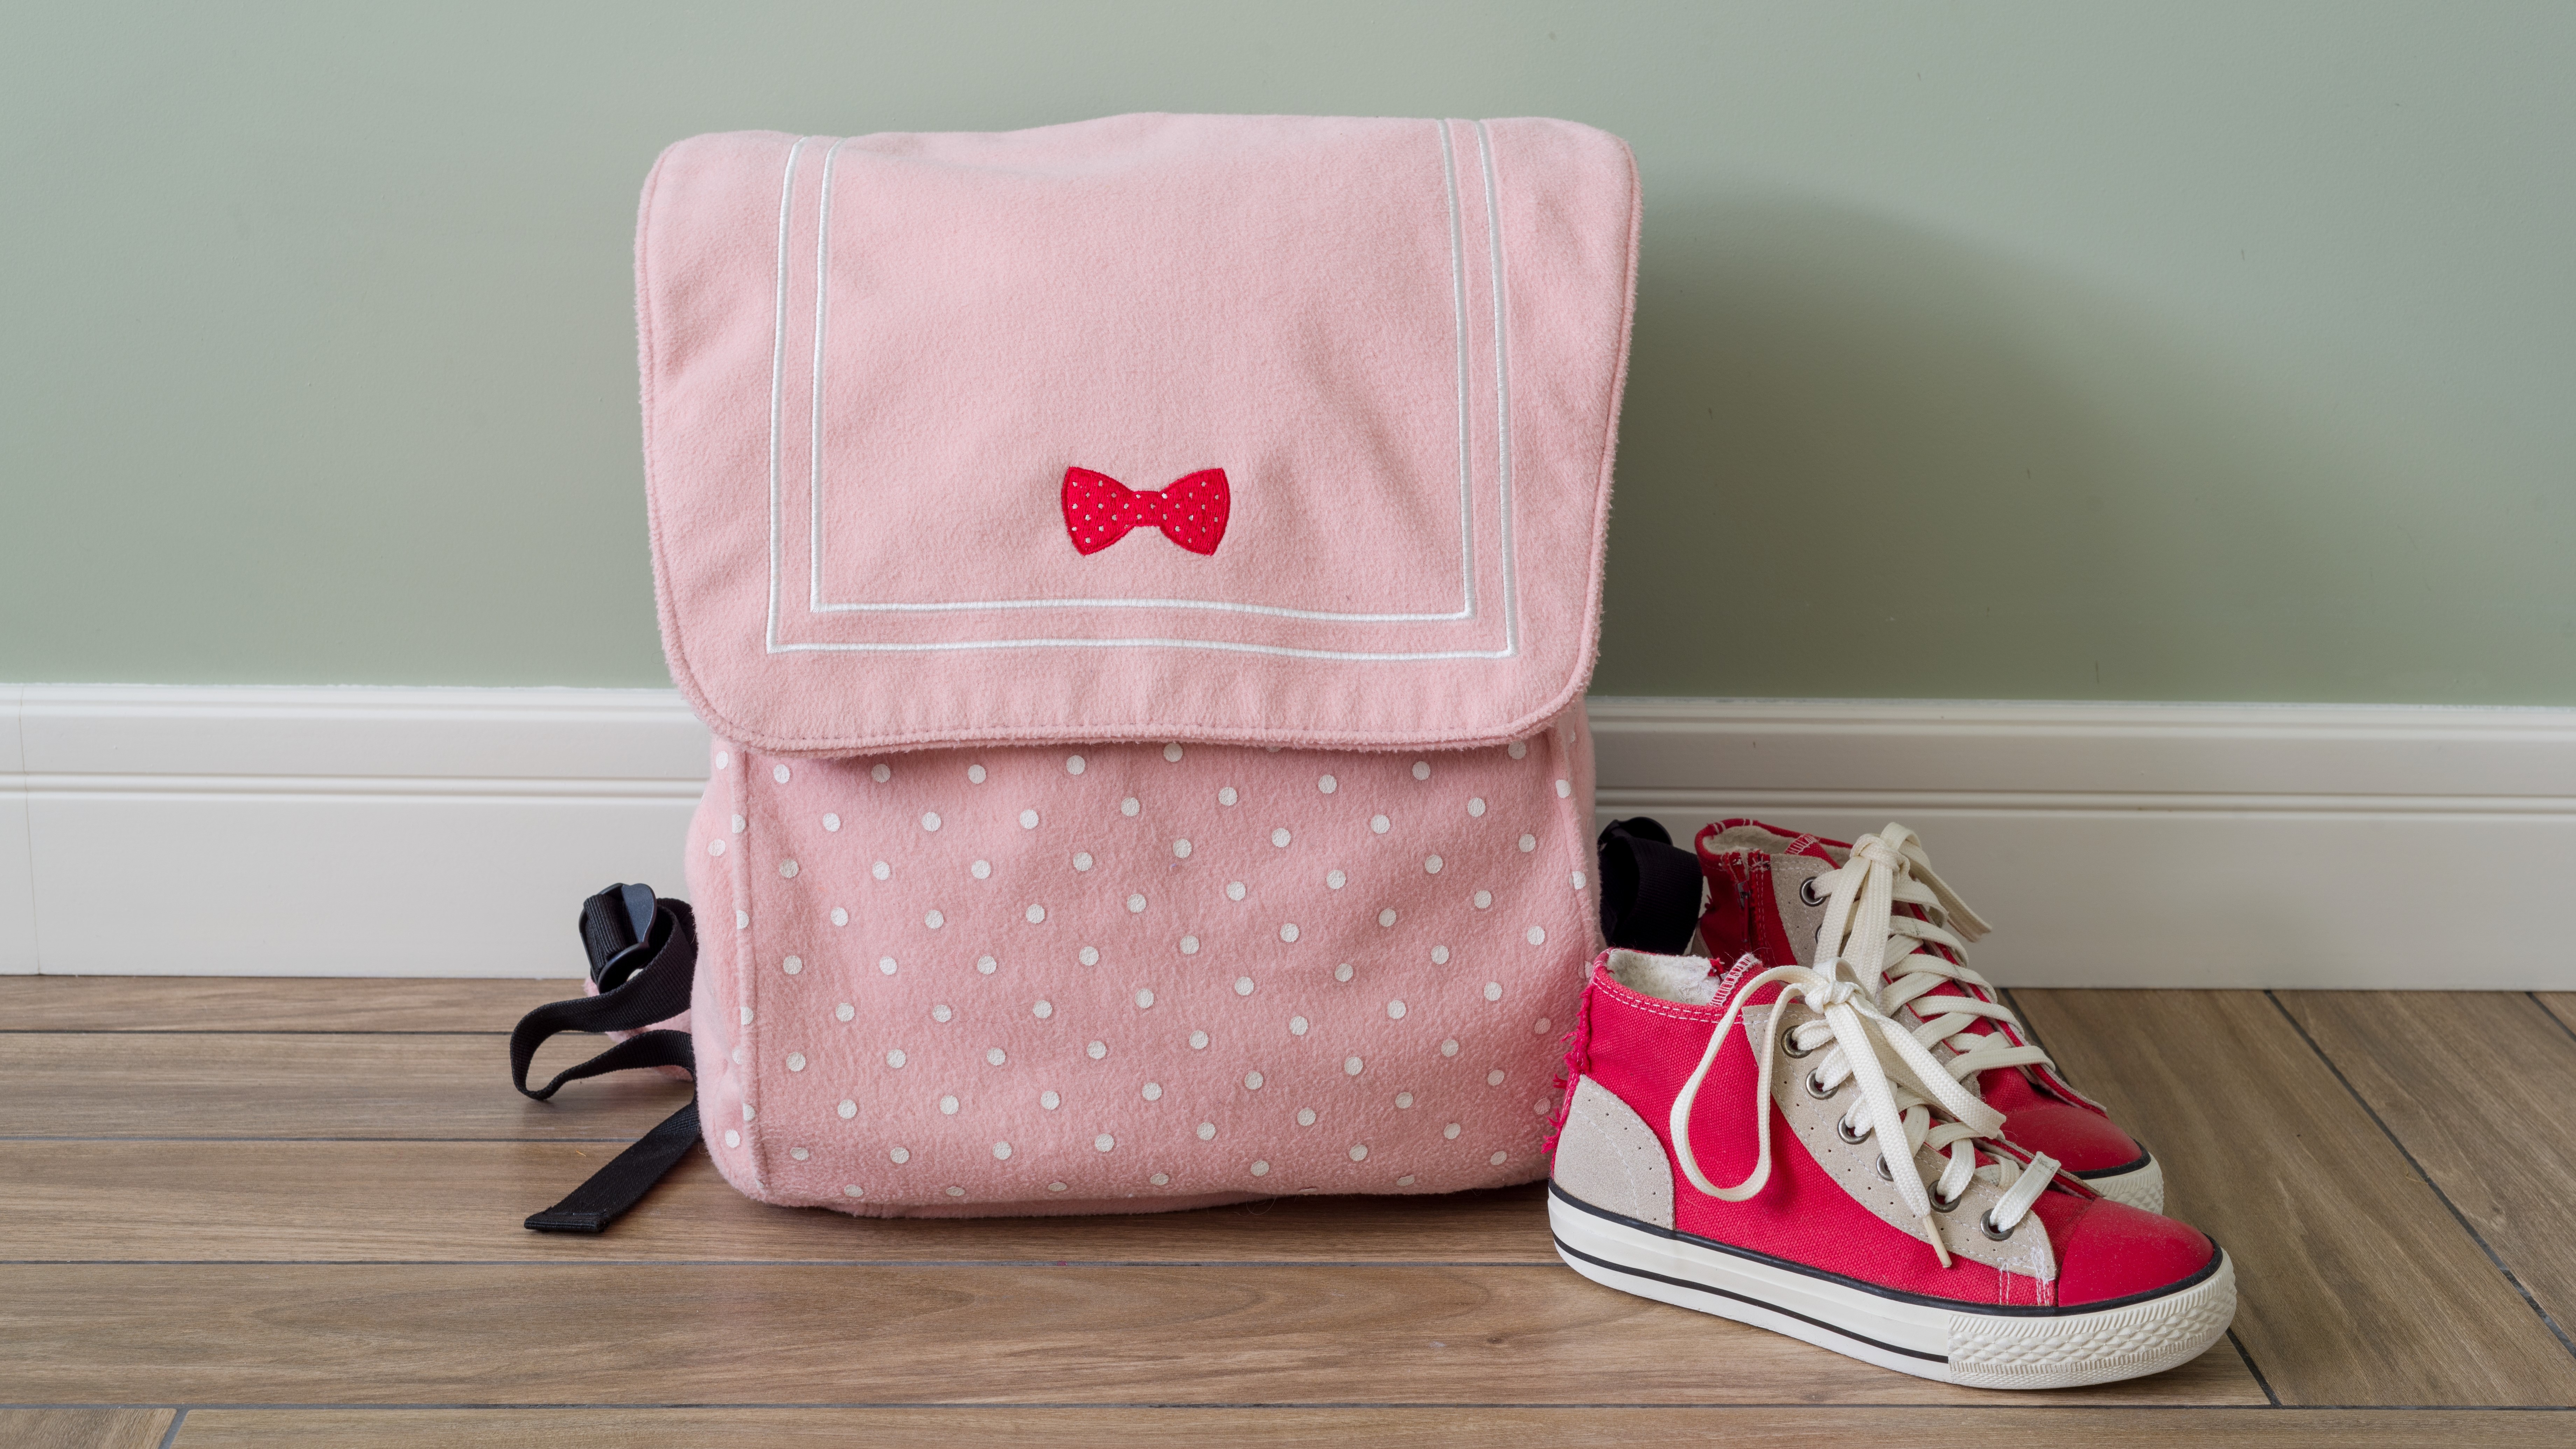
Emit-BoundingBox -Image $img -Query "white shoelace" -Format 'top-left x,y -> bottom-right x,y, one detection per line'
1804,824 -> 2057,1092
1668,961 -> 2060,1267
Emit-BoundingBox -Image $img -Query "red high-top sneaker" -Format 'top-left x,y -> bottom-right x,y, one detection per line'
1694,820 -> 2164,1213
1548,949 -> 2234,1388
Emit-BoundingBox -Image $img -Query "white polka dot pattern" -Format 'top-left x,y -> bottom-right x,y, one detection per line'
685,724 -> 1590,1213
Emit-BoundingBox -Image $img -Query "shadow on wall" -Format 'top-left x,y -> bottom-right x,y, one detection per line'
1595,188 -> 2540,704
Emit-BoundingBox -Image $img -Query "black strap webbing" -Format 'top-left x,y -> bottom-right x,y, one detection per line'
512,884 -> 702,1233
1597,816 -> 1706,955
525,1095 -> 703,1233
510,890 -> 699,1098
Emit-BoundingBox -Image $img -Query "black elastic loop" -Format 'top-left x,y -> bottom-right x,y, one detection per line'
510,883 -> 704,1235
525,1097 -> 703,1233
519,1028 -> 695,1101
1597,816 -> 1706,954
510,893 -> 698,1101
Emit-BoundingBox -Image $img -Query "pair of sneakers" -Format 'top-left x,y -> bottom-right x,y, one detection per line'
1554,818 -> 2233,1389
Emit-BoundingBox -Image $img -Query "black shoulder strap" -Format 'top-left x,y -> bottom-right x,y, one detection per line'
1597,816 -> 1707,955
511,884 -> 702,1233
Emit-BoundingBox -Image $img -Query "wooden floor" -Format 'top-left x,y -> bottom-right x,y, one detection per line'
5,981 -> 2576,1447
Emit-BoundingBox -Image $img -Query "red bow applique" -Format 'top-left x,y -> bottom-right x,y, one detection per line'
1061,467 -> 1230,556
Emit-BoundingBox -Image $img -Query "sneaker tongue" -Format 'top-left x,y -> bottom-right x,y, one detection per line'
1740,822 -> 1982,1011
1697,818 -> 1847,867
1772,832 -> 1841,864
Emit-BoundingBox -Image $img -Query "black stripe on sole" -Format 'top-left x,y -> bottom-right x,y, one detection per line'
2071,1150 -> 2156,1181
1550,1179 -> 2225,1319
1553,1228 -> 1950,1364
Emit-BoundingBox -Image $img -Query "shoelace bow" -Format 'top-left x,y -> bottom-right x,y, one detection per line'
1670,962 -> 2060,1267
1806,824 -> 2058,1092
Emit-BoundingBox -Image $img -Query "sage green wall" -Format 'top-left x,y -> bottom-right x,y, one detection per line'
4,4 -> 2571,701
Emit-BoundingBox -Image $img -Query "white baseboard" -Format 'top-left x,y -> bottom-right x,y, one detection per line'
5,686 -> 2568,986
6,686 -> 707,980
1588,698 -> 2576,990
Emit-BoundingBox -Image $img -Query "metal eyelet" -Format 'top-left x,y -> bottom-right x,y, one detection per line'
1780,1026 -> 1815,1059
1979,1212 -> 2015,1241
1932,1187 -> 1965,1214
1836,1115 -> 1868,1146
1873,1153 -> 1894,1181
1803,1068 -> 1840,1100
1799,875 -> 1828,907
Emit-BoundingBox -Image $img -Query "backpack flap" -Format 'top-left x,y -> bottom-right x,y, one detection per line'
639,114 -> 1638,755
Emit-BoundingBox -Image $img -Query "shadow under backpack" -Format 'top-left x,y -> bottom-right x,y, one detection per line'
508,112 -> 1642,1231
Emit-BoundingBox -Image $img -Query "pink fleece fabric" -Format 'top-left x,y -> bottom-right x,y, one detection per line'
686,713 -> 1600,1217
638,115 -> 1640,755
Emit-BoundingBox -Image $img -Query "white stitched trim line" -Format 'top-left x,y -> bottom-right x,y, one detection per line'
763,136 -> 813,655
809,137 -> 851,615
1443,115 -> 1477,625
765,634 -> 1521,662
1477,119 -> 1519,659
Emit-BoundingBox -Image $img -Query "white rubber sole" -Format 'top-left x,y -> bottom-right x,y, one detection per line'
1549,1186 -> 2234,1390
2078,1153 -> 2165,1214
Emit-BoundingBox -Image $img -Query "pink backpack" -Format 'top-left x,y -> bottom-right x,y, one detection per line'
510,114 -> 1640,1229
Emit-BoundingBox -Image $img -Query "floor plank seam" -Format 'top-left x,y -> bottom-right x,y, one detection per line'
2266,989 -> 2576,1367
2227,1329 -> 2280,1408
11,1400 -> 2576,1413
1998,988 -> 2046,1054
154,1407 -> 187,1449
0,1250 -> 1553,1264
2529,991 -> 2576,1047
0,1021 -> 512,1031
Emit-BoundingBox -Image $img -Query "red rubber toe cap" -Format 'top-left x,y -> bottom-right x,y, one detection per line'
1985,1074 -> 2148,1175
2032,1192 -> 2218,1307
